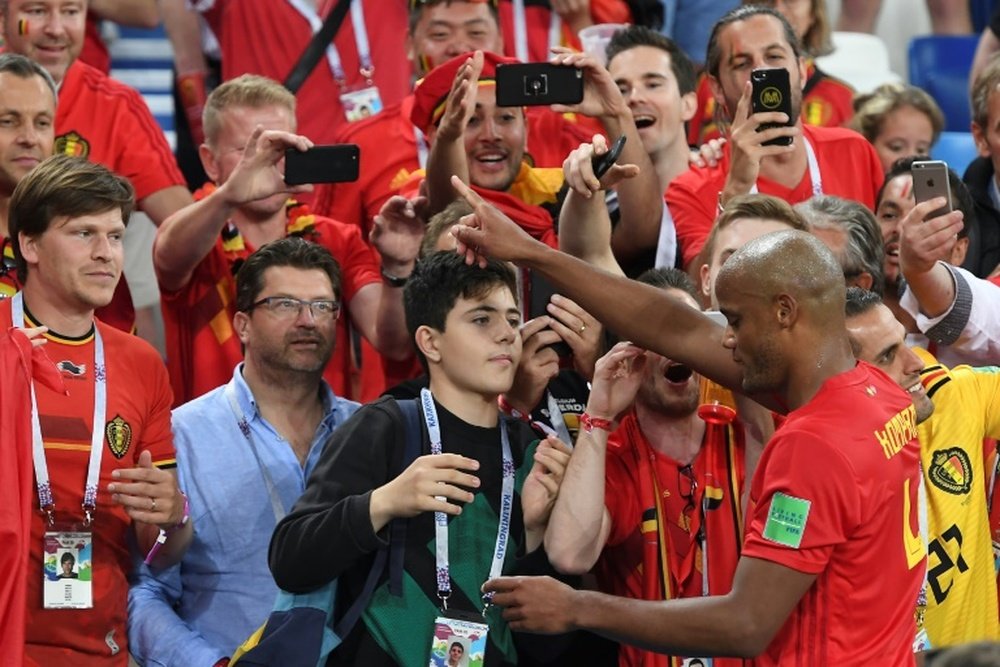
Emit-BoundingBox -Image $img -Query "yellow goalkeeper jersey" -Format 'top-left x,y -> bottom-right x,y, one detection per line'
915,349 -> 1000,648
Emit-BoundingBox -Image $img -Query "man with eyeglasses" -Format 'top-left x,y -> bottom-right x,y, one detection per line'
154,74 -> 421,406
545,268 -> 751,667
129,237 -> 361,667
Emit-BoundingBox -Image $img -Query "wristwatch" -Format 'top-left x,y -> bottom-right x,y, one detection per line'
380,265 -> 409,288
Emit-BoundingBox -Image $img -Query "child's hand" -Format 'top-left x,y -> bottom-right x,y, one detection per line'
369,454 -> 480,531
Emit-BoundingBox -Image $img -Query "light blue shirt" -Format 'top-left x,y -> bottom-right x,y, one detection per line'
127,365 -> 359,666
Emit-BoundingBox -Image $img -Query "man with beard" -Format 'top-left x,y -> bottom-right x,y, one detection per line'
666,5 -> 884,268
546,268 -> 751,667
153,75 -> 421,405
129,238 -> 361,667
844,287 -> 1000,650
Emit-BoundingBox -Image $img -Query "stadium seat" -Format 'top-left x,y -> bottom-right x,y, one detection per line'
908,35 -> 979,133
931,131 -> 980,176
814,32 -> 902,94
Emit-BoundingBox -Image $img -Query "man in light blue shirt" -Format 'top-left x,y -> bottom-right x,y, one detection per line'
128,237 -> 361,666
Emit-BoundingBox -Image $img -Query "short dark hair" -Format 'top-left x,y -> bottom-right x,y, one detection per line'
796,195 -> 886,297
407,0 -> 500,36
844,286 -> 883,357
705,5 -> 802,79
61,551 -> 75,565
234,237 -> 342,313
450,641 -> 464,651
635,266 -> 699,301
403,251 -> 517,370
0,52 -> 58,103
10,155 -> 134,283
605,25 -> 697,95
878,156 -> 974,238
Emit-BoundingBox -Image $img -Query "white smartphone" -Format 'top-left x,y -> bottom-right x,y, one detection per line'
911,160 -> 953,220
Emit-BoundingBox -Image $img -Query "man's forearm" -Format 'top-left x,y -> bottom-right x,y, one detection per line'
570,589 -> 762,658
154,188 -> 236,292
518,243 -> 743,393
602,111 -> 664,262
426,136 -> 470,215
545,429 -> 612,574
558,189 -> 621,275
904,261 -> 956,318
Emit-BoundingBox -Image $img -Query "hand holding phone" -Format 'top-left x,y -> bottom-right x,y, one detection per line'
591,135 -> 626,180
750,68 -> 793,146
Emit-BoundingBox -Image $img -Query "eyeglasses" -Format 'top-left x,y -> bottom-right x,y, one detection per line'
250,297 -> 340,322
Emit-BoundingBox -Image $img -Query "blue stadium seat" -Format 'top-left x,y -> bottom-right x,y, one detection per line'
908,35 -> 979,133
931,131 -> 979,176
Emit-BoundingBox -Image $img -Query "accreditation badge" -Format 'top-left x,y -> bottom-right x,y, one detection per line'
428,610 -> 489,667
681,658 -> 713,666
43,530 -> 93,609
340,85 -> 382,122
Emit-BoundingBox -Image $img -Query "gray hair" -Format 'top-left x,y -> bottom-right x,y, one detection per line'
796,195 -> 885,297
0,53 -> 58,105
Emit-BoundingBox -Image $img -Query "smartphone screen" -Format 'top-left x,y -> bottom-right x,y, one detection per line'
750,68 -> 793,146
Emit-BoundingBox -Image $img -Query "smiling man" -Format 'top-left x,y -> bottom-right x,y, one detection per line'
845,287 -> 1000,651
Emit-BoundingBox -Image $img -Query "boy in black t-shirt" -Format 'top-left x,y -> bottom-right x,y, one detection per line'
269,251 -> 571,666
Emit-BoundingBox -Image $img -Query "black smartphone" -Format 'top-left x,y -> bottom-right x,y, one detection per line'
495,63 -> 584,107
284,144 -> 360,185
750,68 -> 793,146
911,160 -> 953,220
591,135 -> 626,180
526,273 -> 572,358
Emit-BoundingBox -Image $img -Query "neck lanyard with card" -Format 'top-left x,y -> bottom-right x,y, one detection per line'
421,388 -> 513,663
287,0 -> 382,121
511,0 -> 562,63
14,292 -> 104,610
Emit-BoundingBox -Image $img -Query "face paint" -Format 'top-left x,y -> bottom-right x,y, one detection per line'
18,19 -> 28,35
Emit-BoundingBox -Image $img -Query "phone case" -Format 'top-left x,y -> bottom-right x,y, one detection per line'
751,68 -> 793,147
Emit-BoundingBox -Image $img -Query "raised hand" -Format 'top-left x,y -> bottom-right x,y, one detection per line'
721,82 -> 798,201
449,174 -> 542,267
585,341 -> 647,423
217,125 -> 314,206
369,195 -> 428,274
563,135 -> 640,198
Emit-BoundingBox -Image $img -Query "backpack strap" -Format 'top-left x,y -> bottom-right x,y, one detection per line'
389,398 -> 423,596
330,399 -> 422,637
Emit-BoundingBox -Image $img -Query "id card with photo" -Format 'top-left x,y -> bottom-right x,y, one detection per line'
43,531 -> 93,609
681,658 -> 713,666
428,611 -> 489,667
341,85 -> 382,122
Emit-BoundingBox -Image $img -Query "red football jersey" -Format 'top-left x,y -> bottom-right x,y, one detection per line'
743,363 -> 922,666
667,124 -> 884,268
0,300 -> 176,667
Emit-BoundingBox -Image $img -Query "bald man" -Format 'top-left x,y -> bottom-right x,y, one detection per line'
447,180 -> 924,664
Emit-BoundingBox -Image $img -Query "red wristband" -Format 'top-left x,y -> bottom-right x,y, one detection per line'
580,412 -> 613,433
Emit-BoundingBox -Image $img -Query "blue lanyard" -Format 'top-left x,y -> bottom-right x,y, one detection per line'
13,292 -> 106,526
420,388 -> 514,611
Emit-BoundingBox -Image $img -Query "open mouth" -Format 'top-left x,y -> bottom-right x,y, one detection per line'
664,364 -> 693,384
633,115 -> 655,129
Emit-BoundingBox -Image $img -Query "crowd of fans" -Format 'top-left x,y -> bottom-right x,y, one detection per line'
1,0 -> 1000,666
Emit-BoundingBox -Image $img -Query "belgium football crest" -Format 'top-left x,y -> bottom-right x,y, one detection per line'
928,447 -> 972,495
105,415 -> 132,459
55,131 -> 91,158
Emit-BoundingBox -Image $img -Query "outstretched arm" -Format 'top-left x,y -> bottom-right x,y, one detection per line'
449,176 -> 749,399
484,555 -> 815,657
